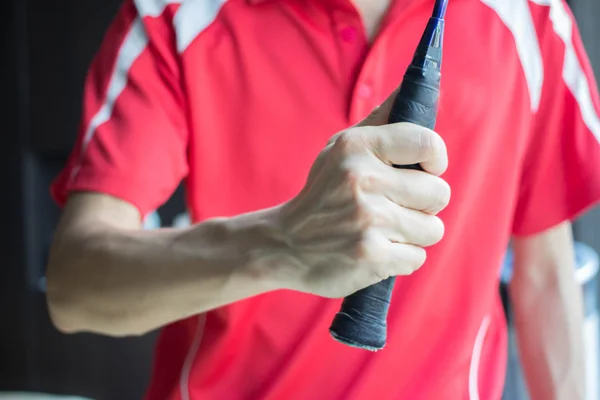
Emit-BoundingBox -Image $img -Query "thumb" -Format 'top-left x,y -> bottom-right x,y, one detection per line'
355,87 -> 400,127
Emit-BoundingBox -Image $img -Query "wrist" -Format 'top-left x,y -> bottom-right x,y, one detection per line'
214,205 -> 297,293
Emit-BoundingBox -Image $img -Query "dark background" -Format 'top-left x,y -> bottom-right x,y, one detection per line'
1,1 -> 174,398
1,0 -> 599,399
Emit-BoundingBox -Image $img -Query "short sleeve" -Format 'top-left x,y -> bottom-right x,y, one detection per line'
512,1 -> 600,236
50,0 -> 188,218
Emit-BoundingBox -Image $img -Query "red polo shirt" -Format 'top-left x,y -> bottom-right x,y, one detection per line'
51,0 -> 600,398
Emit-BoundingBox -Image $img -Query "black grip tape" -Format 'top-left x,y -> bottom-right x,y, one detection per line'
329,67 -> 440,351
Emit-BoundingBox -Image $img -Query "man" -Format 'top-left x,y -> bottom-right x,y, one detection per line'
46,0 -> 600,398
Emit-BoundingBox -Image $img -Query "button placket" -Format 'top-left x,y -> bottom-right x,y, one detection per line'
339,26 -> 358,43
348,26 -> 399,123
330,7 -> 370,123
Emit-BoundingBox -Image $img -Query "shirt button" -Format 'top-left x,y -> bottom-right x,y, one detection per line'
340,27 -> 358,43
358,84 -> 373,98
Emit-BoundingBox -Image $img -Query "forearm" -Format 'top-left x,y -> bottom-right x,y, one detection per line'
47,207 -> 288,336
510,223 -> 586,400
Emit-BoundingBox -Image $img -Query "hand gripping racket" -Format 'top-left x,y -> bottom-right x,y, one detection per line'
329,0 -> 449,351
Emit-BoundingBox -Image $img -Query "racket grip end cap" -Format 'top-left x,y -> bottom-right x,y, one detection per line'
329,312 -> 386,352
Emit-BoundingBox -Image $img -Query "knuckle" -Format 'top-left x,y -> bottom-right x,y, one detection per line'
333,129 -> 361,154
353,202 -> 374,230
352,227 -> 379,260
339,159 -> 378,192
339,164 -> 362,192
327,132 -> 342,146
322,142 -> 334,156
370,206 -> 388,227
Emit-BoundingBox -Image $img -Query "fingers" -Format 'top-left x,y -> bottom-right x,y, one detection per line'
386,243 -> 427,275
333,123 -> 448,176
367,163 -> 451,215
384,206 -> 445,247
361,230 -> 427,278
361,193 -> 445,247
339,154 -> 451,215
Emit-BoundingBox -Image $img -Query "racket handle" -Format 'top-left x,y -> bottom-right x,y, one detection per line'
329,26 -> 442,350
329,277 -> 396,351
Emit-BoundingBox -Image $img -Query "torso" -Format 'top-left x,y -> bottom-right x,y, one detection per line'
144,0 -> 545,399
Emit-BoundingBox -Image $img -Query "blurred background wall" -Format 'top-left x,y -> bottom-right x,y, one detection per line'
1,1 -> 168,398
0,0 -> 598,399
